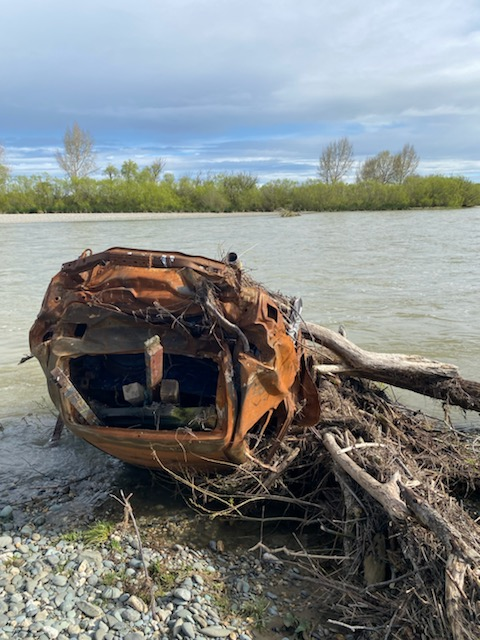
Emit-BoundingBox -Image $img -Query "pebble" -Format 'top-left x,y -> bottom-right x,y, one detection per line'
202,625 -> 232,637
0,506 -> 13,520
173,587 -> 192,602
76,601 -> 103,618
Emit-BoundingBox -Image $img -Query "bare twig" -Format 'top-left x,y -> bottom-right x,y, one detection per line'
110,490 -> 158,621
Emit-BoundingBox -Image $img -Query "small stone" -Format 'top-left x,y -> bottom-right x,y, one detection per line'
193,613 -> 207,628
173,607 -> 192,621
156,608 -> 170,623
76,601 -> 103,618
126,595 -> 148,613
172,618 -> 183,637
0,535 -> 13,548
173,588 -> 191,602
0,505 -> 13,519
182,621 -> 196,639
121,608 -> 141,623
262,552 -> 282,564
21,525 -> 34,537
16,544 -> 29,555
51,574 -> 68,587
10,592 -> 23,604
93,623 -> 108,640
202,626 -> 232,638
67,624 -> 82,636
102,587 -> 122,600
25,601 -> 39,618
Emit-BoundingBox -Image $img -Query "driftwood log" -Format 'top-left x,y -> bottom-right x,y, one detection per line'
302,321 -> 480,411
166,319 -> 480,640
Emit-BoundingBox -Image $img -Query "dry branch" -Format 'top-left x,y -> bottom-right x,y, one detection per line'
322,431 -> 409,520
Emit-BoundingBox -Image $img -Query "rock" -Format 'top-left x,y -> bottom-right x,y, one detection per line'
45,554 -> 61,567
173,587 -> 192,602
102,586 -> 122,600
182,621 -> 196,638
202,625 -> 232,638
121,608 -> 142,623
172,618 -> 184,637
126,594 -> 148,613
51,574 -> 68,587
262,552 -> 282,564
77,549 -> 104,568
0,534 -> 13,547
0,505 -> 13,519
76,601 -> 103,618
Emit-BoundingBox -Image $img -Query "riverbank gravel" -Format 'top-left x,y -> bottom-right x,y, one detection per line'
0,505 -> 330,640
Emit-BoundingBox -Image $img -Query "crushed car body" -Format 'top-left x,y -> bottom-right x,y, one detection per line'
30,247 -> 320,470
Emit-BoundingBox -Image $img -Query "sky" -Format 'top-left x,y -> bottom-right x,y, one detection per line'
1,0 -> 479,183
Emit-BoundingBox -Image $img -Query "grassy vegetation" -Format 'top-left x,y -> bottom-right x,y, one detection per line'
61,520 -> 115,546
0,171 -> 479,214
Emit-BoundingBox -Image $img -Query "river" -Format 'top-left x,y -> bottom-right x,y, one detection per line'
1,209 -> 479,525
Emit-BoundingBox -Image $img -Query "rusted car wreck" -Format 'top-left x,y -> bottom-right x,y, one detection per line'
30,248 -> 320,470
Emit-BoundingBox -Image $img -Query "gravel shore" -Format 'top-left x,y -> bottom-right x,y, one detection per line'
0,505 -> 329,640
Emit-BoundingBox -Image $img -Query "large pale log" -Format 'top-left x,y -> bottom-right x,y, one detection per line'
302,322 -> 480,412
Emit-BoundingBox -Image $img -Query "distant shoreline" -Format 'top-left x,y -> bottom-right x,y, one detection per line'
1,207 -> 479,224
0,211 -> 279,224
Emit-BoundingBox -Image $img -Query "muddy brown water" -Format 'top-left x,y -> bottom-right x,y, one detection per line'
1,209 -> 479,540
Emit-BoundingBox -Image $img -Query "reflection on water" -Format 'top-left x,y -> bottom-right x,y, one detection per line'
1,210 -> 479,517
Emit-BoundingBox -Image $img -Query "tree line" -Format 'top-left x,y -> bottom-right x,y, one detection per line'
0,125 -> 479,213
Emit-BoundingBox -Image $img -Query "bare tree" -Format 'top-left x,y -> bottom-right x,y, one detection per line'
358,144 -> 419,184
56,123 -> 97,179
393,143 -> 419,183
318,137 -> 354,184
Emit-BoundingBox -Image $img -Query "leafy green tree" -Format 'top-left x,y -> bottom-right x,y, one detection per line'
260,179 -> 299,210
318,137 -> 354,184
219,172 -> 259,211
120,160 -> 139,181
56,123 -> 97,179
103,164 -> 119,180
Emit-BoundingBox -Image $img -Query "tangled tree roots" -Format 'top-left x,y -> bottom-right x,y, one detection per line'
162,361 -> 480,639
